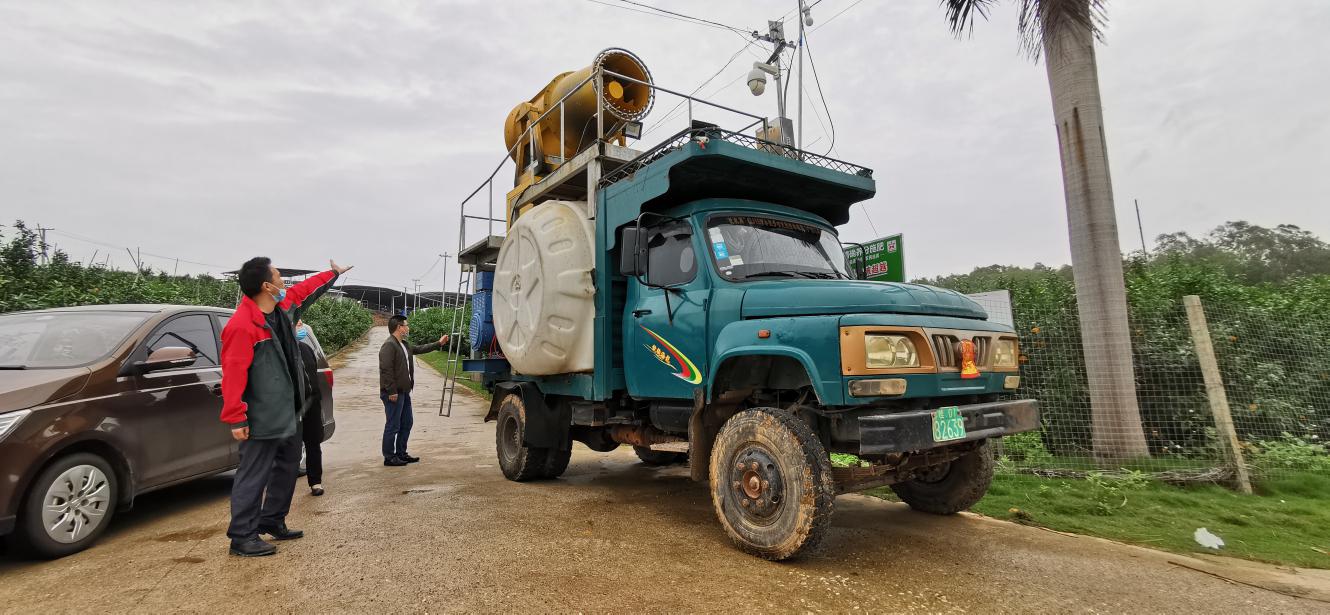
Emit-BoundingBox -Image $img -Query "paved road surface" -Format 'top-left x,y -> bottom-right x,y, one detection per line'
1,326 -> 1325,613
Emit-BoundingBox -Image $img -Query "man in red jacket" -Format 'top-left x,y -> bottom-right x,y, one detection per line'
221,257 -> 349,557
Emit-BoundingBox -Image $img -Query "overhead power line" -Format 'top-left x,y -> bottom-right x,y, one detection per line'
46,229 -> 231,271
813,0 -> 867,31
582,0 -> 753,43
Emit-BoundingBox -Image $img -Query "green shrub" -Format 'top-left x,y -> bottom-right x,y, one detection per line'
407,305 -> 473,356
1249,434 -> 1330,476
302,298 -> 373,353
1001,431 -> 1054,465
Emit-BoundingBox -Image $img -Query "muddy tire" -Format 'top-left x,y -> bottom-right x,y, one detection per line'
495,393 -> 549,481
709,406 -> 835,561
16,452 -> 118,559
891,440 -> 994,514
541,444 -> 572,478
633,446 -> 686,466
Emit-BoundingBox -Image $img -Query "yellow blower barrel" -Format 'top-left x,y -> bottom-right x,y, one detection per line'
504,48 -> 654,165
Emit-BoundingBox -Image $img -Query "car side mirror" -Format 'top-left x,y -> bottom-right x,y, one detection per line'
137,346 -> 197,373
619,225 -> 644,277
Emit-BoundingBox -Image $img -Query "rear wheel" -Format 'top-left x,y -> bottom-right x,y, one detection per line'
633,446 -> 687,466
17,452 -> 118,559
495,393 -> 549,481
541,444 -> 572,478
708,406 -> 835,561
891,440 -> 994,514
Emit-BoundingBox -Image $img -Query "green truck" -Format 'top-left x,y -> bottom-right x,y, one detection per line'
456,51 -> 1038,560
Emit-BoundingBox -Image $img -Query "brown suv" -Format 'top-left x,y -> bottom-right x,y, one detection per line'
0,304 -> 335,557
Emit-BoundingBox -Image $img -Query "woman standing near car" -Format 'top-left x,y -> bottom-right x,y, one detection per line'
296,320 -> 326,496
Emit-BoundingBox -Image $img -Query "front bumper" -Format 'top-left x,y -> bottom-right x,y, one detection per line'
857,399 -> 1039,455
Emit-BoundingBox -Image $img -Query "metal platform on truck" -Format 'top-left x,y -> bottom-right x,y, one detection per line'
510,142 -> 643,215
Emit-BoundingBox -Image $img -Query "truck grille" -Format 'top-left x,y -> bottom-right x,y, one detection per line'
932,334 -> 993,368
933,334 -> 959,367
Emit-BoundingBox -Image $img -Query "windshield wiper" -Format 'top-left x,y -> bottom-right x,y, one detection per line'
0,365 -> 27,370
747,271 -> 840,280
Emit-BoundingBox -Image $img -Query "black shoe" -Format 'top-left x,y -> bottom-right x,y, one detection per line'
230,538 -> 277,557
297,465 -> 308,478
258,523 -> 304,541
310,484 -> 325,496
399,453 -> 420,463
384,456 -> 408,467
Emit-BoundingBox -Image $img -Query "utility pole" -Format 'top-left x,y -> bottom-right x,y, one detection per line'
1134,199 -> 1148,255
797,0 -> 807,152
36,226 -> 53,265
440,253 -> 452,309
412,279 -> 421,312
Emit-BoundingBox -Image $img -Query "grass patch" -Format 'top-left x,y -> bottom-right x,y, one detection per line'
418,351 -> 491,399
867,471 -> 1330,569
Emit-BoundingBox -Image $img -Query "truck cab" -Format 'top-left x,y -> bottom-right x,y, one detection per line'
472,128 -> 1039,560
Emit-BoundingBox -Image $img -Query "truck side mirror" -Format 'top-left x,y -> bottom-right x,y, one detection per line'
619,225 -> 644,277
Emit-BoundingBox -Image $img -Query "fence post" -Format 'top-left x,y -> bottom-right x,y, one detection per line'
1182,295 -> 1253,494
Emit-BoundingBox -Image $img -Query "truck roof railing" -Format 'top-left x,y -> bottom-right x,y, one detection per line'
598,126 -> 874,189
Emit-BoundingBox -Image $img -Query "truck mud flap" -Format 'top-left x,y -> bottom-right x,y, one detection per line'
487,382 -> 571,451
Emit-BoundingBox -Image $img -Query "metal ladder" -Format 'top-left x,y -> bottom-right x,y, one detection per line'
437,270 -> 472,417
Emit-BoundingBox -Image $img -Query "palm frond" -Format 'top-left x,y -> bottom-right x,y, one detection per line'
1019,0 -> 1108,60
941,0 -> 1000,37
942,0 -> 1109,61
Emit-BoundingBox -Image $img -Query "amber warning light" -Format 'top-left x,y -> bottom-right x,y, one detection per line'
958,340 -> 980,379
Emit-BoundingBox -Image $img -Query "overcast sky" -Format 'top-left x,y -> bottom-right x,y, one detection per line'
3,1 -> 1328,291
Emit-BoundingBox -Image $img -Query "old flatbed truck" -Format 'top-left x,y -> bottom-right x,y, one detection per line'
455,49 -> 1039,560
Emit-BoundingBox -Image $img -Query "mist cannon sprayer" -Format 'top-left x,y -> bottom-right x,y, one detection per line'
503,48 -> 654,184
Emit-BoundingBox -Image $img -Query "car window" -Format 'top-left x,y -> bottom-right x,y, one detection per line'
148,314 -> 219,367
646,224 -> 697,287
0,311 -> 149,368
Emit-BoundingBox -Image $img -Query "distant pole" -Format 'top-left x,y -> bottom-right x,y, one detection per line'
440,253 -> 451,309
36,226 -> 53,265
1134,199 -> 1147,255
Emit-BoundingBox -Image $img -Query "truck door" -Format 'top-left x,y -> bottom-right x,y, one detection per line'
626,220 -> 710,400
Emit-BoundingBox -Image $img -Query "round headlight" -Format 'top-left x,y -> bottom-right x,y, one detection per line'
865,334 -> 919,369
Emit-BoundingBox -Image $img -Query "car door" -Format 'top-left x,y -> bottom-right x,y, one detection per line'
625,220 -> 712,400
125,312 -> 230,487
215,313 -> 240,464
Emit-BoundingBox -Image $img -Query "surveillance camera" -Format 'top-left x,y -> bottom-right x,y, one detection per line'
747,67 -> 767,96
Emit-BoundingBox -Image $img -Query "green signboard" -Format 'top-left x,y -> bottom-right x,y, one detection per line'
844,234 -> 904,282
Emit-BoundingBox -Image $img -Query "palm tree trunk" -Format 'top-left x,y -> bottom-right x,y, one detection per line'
1042,17 -> 1150,460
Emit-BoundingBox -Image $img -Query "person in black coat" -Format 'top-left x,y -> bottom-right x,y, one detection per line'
296,320 -> 326,496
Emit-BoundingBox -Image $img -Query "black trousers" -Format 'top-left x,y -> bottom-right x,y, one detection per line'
301,407 -> 324,487
227,432 -> 302,542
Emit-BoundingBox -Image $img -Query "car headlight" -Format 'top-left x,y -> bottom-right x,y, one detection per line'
865,334 -> 919,369
0,409 -> 31,441
992,338 -> 1018,369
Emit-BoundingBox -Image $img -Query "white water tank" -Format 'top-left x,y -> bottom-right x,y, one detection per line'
492,200 -> 597,375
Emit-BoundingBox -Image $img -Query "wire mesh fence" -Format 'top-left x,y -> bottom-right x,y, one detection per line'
968,291 -> 1330,488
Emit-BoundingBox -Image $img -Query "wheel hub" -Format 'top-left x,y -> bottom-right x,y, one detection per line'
41,464 -> 110,544
729,447 -> 784,521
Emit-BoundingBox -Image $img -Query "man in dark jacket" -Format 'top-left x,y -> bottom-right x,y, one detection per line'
220,257 -> 349,557
379,315 -> 447,466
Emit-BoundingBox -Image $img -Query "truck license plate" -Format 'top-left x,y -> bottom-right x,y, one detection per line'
932,406 -> 966,442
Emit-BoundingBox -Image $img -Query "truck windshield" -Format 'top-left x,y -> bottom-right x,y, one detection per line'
0,311 -> 148,368
707,214 -> 849,281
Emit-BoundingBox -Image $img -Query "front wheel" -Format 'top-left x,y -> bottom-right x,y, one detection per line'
708,407 -> 835,561
17,452 -> 119,558
890,440 -> 994,514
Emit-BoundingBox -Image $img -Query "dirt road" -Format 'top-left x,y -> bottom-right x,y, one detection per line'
1,326 -> 1325,613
